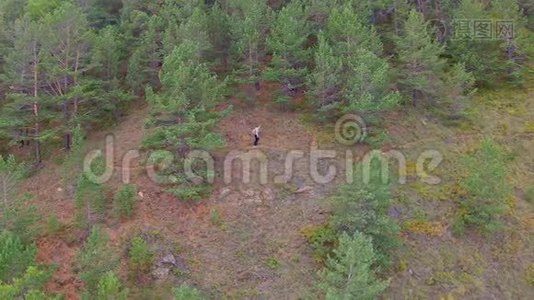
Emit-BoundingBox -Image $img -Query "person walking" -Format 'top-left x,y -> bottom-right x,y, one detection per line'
252,126 -> 260,146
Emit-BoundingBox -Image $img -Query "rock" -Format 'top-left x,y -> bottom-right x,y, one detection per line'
219,187 -> 231,200
152,267 -> 170,279
243,189 -> 255,197
261,188 -> 275,201
295,186 -> 313,194
161,254 -> 176,266
138,191 -> 144,198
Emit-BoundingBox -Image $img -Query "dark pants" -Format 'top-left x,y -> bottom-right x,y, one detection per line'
254,134 -> 259,146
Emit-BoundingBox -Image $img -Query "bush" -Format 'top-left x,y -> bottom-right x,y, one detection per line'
0,266 -> 52,299
77,226 -> 116,293
173,283 -> 201,300
96,271 -> 129,300
46,215 -> 64,235
114,184 -> 138,219
0,195 -> 39,242
320,231 -> 389,300
129,237 -> 153,274
74,155 -> 107,227
456,139 -> 512,234
330,163 -> 400,267
0,230 -> 36,283
301,224 -> 337,262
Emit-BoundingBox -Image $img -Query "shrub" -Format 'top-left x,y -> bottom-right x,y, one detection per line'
129,237 -> 153,274
46,215 -> 63,235
301,224 -> 337,262
456,139 -> 512,234
330,163 -> 400,267
0,195 -> 39,242
77,226 -> 116,293
0,230 -> 37,283
0,266 -> 52,299
173,283 -> 201,300
74,155 -> 107,227
96,271 -> 129,300
114,184 -> 138,219
266,257 -> 280,269
320,231 -> 389,300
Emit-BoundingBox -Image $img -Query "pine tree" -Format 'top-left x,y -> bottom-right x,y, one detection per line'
96,271 -> 128,300
320,231 -> 389,300
0,230 -> 37,283
144,40 -> 228,200
228,0 -> 272,88
307,32 -> 344,117
163,6 -> 211,59
394,9 -> 446,107
325,4 -> 383,57
490,0 -> 530,85
342,48 -> 400,114
264,0 -> 311,106
455,139 -> 512,234
447,0 -> 505,86
92,25 -> 124,81
77,226 -> 116,294
74,154 -> 106,227
0,155 -> 26,209
208,3 -> 233,69
330,162 -> 400,267
40,1 -> 92,150
126,15 -> 161,93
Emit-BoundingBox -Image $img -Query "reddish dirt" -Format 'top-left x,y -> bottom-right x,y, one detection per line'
36,236 -> 82,299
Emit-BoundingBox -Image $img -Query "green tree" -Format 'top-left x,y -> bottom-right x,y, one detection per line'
447,0 -> 505,87
114,184 -> 138,219
325,4 -> 382,57
0,266 -> 52,299
320,231 -> 389,300
330,164 -> 400,267
228,0 -> 272,88
173,283 -> 201,300
394,9 -> 446,107
164,6 -> 211,59
455,139 -> 512,234
74,155 -> 106,227
92,25 -> 124,81
0,155 -> 37,242
77,226 -> 116,294
144,40 -> 228,199
96,271 -> 129,300
126,15 -> 161,93
307,32 -> 343,117
0,230 -> 36,283
40,1 -> 93,150
0,16 -> 50,163
208,3 -> 233,69
128,236 -> 153,274
264,0 -> 311,107
0,155 -> 26,208
342,48 -> 400,114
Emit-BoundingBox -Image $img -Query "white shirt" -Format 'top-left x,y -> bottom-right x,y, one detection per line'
252,126 -> 260,137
